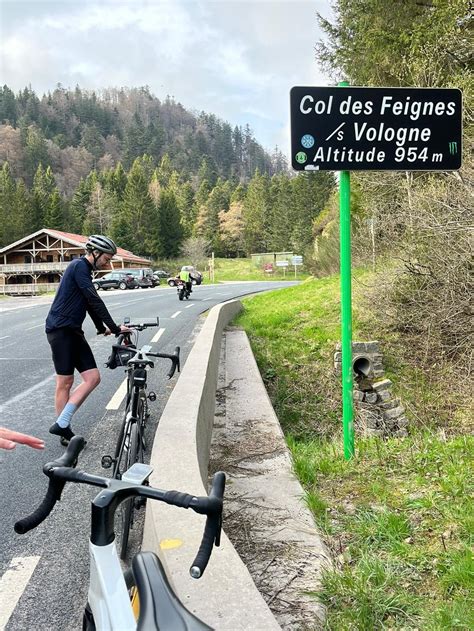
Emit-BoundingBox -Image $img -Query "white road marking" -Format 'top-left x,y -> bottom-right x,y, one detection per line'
170,311 -> 181,319
0,336 -> 10,340
25,324 -> 43,330
0,373 -> 55,414
0,358 -> 43,361
0,556 -> 41,630
150,328 -> 165,343
184,304 -> 195,309
203,297 -> 214,301
106,377 -> 128,410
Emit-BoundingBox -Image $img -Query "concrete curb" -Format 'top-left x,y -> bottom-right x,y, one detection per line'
143,299 -> 329,629
143,299 -> 280,629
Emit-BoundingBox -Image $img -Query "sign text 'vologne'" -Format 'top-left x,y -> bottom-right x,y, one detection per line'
290,87 -> 462,172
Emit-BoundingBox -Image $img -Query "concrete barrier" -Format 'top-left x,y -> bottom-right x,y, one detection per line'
143,299 -> 280,630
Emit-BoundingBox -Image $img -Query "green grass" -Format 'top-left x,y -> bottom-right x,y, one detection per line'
152,256 -> 309,283
235,272 -> 474,630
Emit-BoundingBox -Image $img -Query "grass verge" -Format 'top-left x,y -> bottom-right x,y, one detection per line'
152,256 -> 309,283
236,272 -> 473,630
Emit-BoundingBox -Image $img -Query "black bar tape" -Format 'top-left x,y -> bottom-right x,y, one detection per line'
190,515 -> 219,577
14,437 -> 85,534
14,483 -> 61,534
163,490 -> 195,508
209,472 -> 225,500
189,472 -> 226,578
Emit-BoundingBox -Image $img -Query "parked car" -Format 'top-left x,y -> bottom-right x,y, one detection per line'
168,266 -> 203,287
93,272 -> 137,291
124,268 -> 154,288
153,269 -> 169,279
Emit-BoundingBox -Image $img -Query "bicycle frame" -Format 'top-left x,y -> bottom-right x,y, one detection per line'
88,539 -> 136,629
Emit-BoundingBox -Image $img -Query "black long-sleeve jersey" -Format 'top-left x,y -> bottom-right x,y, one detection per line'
45,257 -> 120,335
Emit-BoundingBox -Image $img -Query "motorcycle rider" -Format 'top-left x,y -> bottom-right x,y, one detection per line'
178,267 -> 193,294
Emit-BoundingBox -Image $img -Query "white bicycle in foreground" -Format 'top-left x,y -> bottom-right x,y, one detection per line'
15,436 -> 225,630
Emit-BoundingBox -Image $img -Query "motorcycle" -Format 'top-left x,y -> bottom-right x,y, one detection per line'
176,279 -> 191,301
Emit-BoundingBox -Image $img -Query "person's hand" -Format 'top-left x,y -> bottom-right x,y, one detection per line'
103,328 -> 113,336
119,325 -> 132,333
0,427 -> 45,451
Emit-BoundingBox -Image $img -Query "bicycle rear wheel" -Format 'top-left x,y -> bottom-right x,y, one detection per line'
120,421 -> 139,560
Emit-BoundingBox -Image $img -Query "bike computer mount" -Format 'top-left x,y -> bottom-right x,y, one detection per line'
122,462 -> 153,485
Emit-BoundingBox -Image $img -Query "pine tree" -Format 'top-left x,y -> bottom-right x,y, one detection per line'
0,162 -> 17,246
23,126 -> 50,184
243,170 -> 270,255
156,188 -> 183,258
0,85 -> 17,125
290,172 -> 334,254
117,158 -> 157,255
156,154 -> 173,187
44,189 -> 63,229
69,178 -> 92,233
268,174 -> 294,252
123,113 -> 147,169
177,182 -> 195,239
30,164 -> 57,230
14,179 -> 30,241
110,162 -> 127,202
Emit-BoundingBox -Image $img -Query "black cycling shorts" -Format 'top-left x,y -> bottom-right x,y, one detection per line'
47,328 -> 97,375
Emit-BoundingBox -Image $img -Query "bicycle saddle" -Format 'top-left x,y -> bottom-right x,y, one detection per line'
133,551 -> 212,631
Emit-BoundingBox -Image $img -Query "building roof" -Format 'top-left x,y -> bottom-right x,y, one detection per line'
0,228 -> 151,264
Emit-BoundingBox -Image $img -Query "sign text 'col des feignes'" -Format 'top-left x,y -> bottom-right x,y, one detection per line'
290,87 -> 462,172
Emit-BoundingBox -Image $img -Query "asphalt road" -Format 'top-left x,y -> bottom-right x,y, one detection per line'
0,280 -> 296,631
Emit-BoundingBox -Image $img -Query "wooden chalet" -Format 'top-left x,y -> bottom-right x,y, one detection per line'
0,229 -> 151,295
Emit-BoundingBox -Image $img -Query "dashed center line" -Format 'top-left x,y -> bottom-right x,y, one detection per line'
25,323 -> 44,330
106,377 -> 128,410
151,328 -> 166,343
170,311 -> 181,319
0,336 -> 10,340
203,297 -> 214,301
184,304 -> 195,309
0,556 -> 41,629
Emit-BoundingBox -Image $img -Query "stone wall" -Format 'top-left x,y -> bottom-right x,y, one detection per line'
334,341 -> 409,438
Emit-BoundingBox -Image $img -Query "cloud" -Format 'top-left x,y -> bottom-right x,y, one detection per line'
0,0 -> 333,155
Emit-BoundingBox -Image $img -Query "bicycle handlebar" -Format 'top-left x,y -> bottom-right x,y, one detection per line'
149,347 -> 181,379
14,437 -> 86,534
14,438 -> 225,578
118,321 -> 159,332
190,471 -> 225,578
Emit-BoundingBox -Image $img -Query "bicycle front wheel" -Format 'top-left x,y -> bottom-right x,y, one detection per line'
120,421 -> 139,560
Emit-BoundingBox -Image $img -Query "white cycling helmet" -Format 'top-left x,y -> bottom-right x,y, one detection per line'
85,235 -> 117,256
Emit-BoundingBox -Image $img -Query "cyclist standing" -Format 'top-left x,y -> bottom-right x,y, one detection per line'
46,235 -> 130,445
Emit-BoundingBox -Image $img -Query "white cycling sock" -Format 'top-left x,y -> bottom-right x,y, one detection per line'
57,402 -> 78,428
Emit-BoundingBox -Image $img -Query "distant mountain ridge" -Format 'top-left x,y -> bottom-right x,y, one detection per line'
0,84 -> 287,194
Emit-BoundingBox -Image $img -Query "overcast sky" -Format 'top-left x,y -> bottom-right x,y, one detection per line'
0,0 -> 334,156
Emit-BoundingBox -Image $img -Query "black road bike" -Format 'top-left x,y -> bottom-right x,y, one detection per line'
104,319 -> 180,559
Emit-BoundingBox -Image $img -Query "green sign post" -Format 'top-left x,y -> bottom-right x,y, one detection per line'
339,170 -> 354,458
290,83 -> 462,460
338,81 -> 355,459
